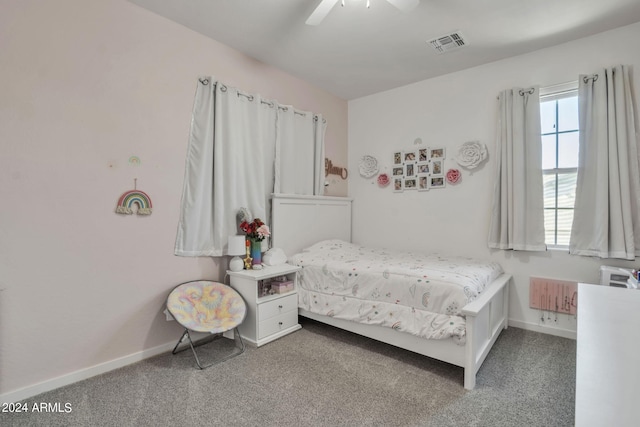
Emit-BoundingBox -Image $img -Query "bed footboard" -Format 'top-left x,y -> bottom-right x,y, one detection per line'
461,273 -> 511,389
297,273 -> 510,390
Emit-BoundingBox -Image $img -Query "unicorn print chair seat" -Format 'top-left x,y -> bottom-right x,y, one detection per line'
166,280 -> 247,369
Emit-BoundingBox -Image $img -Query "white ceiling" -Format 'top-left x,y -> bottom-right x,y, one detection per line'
129,0 -> 640,100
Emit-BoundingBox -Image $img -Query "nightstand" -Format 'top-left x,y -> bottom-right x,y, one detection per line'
227,264 -> 302,347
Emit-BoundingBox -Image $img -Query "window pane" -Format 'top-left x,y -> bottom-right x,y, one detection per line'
558,131 -> 579,168
543,174 -> 557,208
544,209 -> 556,245
540,89 -> 578,248
556,209 -> 574,246
540,101 -> 556,134
542,134 -> 557,169
558,97 -> 579,132
556,172 -> 577,208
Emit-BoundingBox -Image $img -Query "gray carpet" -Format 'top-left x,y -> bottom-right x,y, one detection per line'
0,319 -> 575,426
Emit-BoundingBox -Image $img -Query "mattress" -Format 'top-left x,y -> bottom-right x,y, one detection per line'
290,240 -> 504,343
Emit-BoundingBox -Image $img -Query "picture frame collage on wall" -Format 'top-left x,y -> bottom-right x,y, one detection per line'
392,148 -> 446,192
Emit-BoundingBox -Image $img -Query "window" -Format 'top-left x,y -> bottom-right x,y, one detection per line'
540,83 -> 579,247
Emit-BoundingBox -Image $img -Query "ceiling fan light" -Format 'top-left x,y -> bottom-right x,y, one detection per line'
344,0 -> 370,5
307,0 -> 395,25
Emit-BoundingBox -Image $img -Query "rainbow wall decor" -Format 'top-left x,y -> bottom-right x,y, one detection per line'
116,189 -> 153,215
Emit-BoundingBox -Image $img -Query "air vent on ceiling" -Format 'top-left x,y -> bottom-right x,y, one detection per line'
428,31 -> 467,54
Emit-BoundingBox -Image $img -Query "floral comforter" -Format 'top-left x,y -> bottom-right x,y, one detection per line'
290,240 -> 503,343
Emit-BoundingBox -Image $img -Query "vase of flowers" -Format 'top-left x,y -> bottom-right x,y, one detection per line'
239,218 -> 270,268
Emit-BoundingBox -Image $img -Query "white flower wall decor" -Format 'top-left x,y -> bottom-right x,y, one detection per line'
456,141 -> 488,169
359,155 -> 379,178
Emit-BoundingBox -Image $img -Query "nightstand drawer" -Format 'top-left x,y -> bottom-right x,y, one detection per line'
258,310 -> 298,340
258,294 -> 297,321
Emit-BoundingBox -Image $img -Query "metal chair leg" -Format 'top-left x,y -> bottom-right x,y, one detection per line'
171,328 -> 245,369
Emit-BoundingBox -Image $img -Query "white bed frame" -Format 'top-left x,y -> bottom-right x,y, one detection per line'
271,194 -> 511,390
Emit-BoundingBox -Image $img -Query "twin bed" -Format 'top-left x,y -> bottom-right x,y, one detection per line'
271,194 -> 511,390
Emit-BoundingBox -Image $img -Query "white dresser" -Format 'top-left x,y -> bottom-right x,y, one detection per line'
227,264 -> 302,347
575,283 -> 640,426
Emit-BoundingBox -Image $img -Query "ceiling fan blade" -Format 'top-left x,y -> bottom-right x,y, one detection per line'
306,0 -> 340,25
386,0 -> 419,13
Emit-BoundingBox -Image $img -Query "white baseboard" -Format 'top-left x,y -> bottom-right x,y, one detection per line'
509,319 -> 577,340
0,341 -> 177,404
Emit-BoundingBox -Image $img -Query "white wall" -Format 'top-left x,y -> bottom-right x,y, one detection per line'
0,0 -> 347,401
348,22 -> 640,339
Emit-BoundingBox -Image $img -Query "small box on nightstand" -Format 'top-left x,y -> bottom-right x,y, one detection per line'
270,280 -> 294,294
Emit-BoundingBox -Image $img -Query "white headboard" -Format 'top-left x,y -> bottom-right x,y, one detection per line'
271,194 -> 353,257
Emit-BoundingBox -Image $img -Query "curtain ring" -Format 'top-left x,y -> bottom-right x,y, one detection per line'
583,74 -> 598,83
235,91 -> 253,101
219,84 -> 227,93
199,78 -> 209,85
518,88 -> 535,96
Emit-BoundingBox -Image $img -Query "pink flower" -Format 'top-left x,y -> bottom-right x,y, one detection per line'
377,173 -> 390,187
241,218 -> 270,241
256,224 -> 270,238
446,168 -> 461,184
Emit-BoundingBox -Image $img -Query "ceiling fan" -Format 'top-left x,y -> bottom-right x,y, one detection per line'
306,0 -> 419,25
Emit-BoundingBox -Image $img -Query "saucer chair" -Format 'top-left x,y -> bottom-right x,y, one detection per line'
167,280 -> 247,369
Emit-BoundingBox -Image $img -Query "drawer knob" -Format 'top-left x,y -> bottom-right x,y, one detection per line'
278,321 -> 283,326
278,305 -> 283,309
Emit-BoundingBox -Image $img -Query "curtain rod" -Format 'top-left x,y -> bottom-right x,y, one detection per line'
496,87 -> 535,100
494,72 -> 601,101
198,77 -> 325,123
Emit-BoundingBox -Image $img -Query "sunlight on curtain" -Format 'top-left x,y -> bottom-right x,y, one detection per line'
488,87 -> 546,251
570,65 -> 640,260
274,107 -> 325,195
313,115 -> 327,195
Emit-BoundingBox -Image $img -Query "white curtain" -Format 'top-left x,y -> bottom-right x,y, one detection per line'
312,114 -> 327,195
570,65 -> 640,260
175,77 -> 325,257
274,106 -> 326,195
488,87 -> 546,251
175,78 -> 276,256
